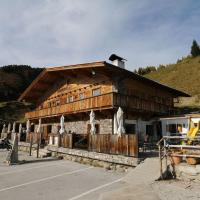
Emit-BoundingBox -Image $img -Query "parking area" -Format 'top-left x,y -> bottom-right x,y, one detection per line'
0,150 -> 126,200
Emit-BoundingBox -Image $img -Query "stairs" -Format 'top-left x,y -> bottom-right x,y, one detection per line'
32,148 -> 52,158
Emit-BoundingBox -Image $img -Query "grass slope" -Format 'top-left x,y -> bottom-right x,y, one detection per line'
145,56 -> 200,108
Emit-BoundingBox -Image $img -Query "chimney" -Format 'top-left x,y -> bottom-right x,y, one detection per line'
109,54 -> 126,69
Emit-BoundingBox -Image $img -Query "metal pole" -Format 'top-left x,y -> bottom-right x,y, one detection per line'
158,144 -> 163,179
164,139 -> 168,171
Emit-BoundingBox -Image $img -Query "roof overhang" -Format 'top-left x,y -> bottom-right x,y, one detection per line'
18,61 -> 190,102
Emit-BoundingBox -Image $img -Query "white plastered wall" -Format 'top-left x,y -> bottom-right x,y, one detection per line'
160,118 -> 189,136
125,119 -> 155,141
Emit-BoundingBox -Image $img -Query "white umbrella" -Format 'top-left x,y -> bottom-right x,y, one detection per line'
18,124 -> 22,134
117,107 -> 125,137
90,110 -> 96,135
7,123 -> 11,133
36,118 -> 42,133
1,124 -> 6,133
12,122 -> 16,133
113,113 -> 118,134
59,115 -> 65,135
26,120 -> 30,134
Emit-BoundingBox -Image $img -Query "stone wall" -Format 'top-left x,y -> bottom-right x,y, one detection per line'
18,142 -> 138,171
35,118 -> 112,135
47,145 -> 138,167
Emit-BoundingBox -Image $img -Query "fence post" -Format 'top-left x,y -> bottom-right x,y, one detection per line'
29,133 -> 33,156
159,144 -> 163,179
164,139 -> 168,171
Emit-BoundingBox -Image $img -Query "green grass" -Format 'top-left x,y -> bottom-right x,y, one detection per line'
145,55 -> 200,109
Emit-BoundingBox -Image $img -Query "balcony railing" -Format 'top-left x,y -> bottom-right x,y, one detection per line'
25,92 -> 173,119
113,93 -> 171,114
25,93 -> 113,119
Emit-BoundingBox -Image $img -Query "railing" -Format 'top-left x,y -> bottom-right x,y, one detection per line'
47,133 -> 138,157
88,134 -> 138,157
157,136 -> 200,179
25,93 -> 113,119
113,93 -> 171,114
25,92 -> 173,119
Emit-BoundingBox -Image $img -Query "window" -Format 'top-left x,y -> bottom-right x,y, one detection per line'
92,88 -> 101,97
125,124 -> 136,134
166,124 -> 177,133
67,96 -> 73,103
79,92 -> 85,100
47,102 -> 51,108
56,100 -> 60,106
146,125 -> 154,136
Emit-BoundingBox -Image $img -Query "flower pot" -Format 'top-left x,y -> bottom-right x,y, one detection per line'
170,153 -> 183,165
186,157 -> 200,165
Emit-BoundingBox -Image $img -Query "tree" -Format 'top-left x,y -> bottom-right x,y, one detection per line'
191,40 -> 200,57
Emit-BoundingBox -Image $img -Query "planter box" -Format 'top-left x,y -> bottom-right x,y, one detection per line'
170,153 -> 183,165
186,157 -> 200,165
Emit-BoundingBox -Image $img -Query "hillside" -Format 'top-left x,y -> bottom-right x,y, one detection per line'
0,65 -> 43,123
0,101 -> 33,123
0,65 -> 43,101
145,56 -> 200,108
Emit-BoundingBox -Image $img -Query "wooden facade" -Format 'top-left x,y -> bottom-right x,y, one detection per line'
19,60 -> 189,157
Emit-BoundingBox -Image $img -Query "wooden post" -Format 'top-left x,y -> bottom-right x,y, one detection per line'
29,133 -> 33,156
36,132 -> 40,158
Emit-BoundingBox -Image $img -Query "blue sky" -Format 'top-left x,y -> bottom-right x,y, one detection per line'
0,0 -> 200,70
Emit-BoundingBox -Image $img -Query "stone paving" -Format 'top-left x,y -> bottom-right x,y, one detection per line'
1,150 -> 200,200
0,150 -> 126,200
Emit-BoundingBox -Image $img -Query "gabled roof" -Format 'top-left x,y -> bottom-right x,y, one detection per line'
18,60 -> 190,102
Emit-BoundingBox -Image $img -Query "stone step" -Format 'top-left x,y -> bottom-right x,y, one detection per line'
32,149 -> 52,158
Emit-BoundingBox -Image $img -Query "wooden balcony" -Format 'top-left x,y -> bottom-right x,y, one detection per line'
25,92 -> 172,119
25,93 -> 113,119
113,93 -> 171,114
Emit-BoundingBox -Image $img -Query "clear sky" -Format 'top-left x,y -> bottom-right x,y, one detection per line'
0,0 -> 200,70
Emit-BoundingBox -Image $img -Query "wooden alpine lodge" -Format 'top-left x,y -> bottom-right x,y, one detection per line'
17,54 -> 189,158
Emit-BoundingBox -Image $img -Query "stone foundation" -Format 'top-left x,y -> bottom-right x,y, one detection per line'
18,142 -> 37,152
47,145 -> 138,167
18,142 -> 138,171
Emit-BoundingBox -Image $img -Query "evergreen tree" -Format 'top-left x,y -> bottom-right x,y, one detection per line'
191,40 -> 200,57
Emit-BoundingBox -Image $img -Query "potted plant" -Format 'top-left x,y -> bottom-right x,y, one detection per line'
170,149 -> 183,165
185,150 -> 200,165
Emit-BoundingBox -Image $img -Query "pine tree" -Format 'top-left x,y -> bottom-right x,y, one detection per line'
191,40 -> 200,57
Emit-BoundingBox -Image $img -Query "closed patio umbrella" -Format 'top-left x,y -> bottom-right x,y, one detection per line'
114,113 -> 118,134
90,110 -> 96,135
12,122 -> 16,133
1,124 -> 6,133
18,124 -> 22,134
7,123 -> 11,133
59,115 -> 65,135
36,119 -> 42,133
26,120 -> 30,134
117,107 -> 125,137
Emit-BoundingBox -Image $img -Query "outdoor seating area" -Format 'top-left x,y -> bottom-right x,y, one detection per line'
28,132 -> 138,157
